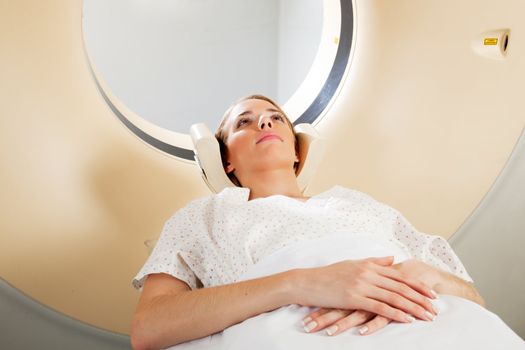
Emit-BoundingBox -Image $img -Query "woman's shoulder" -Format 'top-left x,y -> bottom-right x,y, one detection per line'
173,186 -> 250,214
159,187 -> 249,238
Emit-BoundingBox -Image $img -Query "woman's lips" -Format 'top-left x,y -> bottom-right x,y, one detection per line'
256,134 -> 282,144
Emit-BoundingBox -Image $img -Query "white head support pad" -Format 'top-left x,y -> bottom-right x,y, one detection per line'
190,123 -> 325,194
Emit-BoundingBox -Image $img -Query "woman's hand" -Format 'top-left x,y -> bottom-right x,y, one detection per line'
390,259 -> 442,290
392,259 -> 485,307
301,307 -> 391,336
294,256 -> 438,324
298,259 -> 443,337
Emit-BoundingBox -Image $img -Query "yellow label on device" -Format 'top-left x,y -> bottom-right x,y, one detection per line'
484,38 -> 498,45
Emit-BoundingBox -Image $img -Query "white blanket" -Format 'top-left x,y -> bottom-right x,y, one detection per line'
169,233 -> 524,349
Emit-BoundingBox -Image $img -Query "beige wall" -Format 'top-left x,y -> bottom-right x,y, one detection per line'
0,0 -> 210,333
309,0 -> 525,236
1,0 -> 523,334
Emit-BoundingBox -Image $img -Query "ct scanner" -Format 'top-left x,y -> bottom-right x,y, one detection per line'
1,0 -> 524,348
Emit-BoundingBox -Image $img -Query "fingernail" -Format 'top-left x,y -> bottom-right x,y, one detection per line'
304,321 -> 317,333
302,317 -> 312,326
359,326 -> 369,335
425,311 -> 435,321
326,325 -> 338,336
431,290 -> 439,299
406,315 -> 416,323
432,304 -> 440,315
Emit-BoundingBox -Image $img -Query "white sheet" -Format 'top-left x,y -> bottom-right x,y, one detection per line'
168,233 -> 525,349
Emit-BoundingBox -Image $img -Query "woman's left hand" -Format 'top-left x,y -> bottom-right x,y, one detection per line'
392,259 -> 485,307
302,308 -> 391,336
390,259 -> 442,291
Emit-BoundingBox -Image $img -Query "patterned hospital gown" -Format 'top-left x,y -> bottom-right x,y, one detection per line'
133,185 -> 473,290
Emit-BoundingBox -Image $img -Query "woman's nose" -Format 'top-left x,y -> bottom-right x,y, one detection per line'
258,115 -> 273,129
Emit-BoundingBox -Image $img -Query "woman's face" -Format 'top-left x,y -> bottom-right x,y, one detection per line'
222,99 -> 298,180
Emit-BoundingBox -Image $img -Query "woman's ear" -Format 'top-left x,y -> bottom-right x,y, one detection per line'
293,152 -> 300,174
225,162 -> 235,174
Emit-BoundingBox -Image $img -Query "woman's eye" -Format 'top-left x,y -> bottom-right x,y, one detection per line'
237,118 -> 250,128
272,114 -> 284,122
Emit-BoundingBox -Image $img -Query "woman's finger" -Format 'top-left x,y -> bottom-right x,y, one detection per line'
370,272 -> 438,318
302,307 -> 331,325
302,307 -> 332,329
302,309 -> 351,333
366,256 -> 395,267
377,265 -> 436,300
366,286 -> 436,322
358,315 -> 391,336
324,310 -> 375,336
351,295 -> 414,324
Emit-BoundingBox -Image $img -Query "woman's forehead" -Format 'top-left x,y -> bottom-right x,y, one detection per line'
229,99 -> 278,119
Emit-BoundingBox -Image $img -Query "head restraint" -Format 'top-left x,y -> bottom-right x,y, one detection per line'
190,123 -> 325,194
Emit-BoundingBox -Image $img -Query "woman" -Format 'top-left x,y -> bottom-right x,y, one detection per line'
130,95 -> 484,350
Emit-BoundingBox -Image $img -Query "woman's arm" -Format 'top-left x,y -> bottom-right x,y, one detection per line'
433,268 -> 485,307
131,256 -> 438,350
131,271 -> 294,350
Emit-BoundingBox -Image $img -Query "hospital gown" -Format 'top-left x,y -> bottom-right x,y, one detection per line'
133,185 -> 472,290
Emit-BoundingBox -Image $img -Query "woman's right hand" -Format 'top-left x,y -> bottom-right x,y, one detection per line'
294,256 -> 438,324
302,307 -> 391,336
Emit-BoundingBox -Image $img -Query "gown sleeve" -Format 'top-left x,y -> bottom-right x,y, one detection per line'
132,206 -> 201,291
391,209 -> 474,283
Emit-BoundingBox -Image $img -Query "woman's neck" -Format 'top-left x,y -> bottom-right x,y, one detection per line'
239,169 -> 305,201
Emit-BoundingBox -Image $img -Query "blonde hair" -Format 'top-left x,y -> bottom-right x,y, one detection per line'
215,94 -> 299,187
